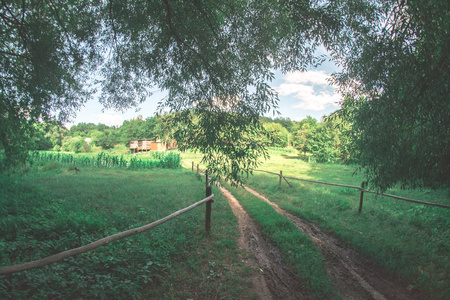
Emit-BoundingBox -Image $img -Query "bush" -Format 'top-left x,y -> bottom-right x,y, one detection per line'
159,152 -> 181,169
61,137 -> 90,153
70,136 -> 90,153
306,125 -> 337,163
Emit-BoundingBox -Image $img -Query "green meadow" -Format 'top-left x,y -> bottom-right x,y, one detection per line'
185,149 -> 450,299
0,162 -> 256,299
1,149 -> 448,299
245,152 -> 449,298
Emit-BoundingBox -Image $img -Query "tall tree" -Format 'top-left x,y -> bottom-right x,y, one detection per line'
306,123 -> 336,163
118,117 -> 149,144
3,1 -> 446,189
1,0 -> 340,181
332,0 -> 450,190
262,122 -> 289,147
0,0 -> 101,166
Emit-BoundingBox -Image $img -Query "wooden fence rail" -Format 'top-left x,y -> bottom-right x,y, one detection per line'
0,193 -> 214,275
361,189 -> 450,209
185,161 -> 449,211
255,170 -> 450,210
255,169 -> 362,190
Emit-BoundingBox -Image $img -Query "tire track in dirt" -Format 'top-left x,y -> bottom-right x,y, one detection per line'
218,185 -> 309,300
243,185 -> 425,300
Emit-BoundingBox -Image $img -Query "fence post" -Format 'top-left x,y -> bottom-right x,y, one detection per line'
247,167 -> 249,179
279,170 -> 282,189
205,172 -> 212,232
192,161 -> 194,171
358,181 -> 364,214
197,164 -> 199,177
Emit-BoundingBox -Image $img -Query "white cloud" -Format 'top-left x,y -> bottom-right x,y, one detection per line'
93,110 -> 125,127
63,122 -> 75,130
283,70 -> 330,85
275,70 -> 340,111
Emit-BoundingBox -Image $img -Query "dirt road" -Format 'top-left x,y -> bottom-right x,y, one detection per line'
219,186 -> 310,299
219,182 -> 425,299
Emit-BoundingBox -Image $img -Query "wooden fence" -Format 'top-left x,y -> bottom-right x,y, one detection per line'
0,177 -> 214,275
186,162 -> 214,230
252,169 -> 450,212
186,161 -> 449,213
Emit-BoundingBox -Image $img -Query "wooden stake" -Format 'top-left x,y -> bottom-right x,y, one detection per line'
205,172 -> 212,232
358,181 -> 364,214
279,170 -> 282,189
192,161 -> 194,171
197,164 -> 199,176
283,176 -> 292,187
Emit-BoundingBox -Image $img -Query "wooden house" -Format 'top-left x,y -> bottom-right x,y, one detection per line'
129,140 -> 139,151
166,140 -> 177,150
140,140 -> 152,151
129,139 -> 177,153
150,141 -> 164,151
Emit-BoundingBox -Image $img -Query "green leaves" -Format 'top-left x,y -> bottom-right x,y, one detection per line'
306,123 -> 337,163
174,109 -> 267,184
2,0 -> 446,189
330,1 -> 450,190
0,0 -> 101,167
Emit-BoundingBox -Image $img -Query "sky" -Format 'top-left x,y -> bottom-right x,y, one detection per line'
67,55 -> 341,128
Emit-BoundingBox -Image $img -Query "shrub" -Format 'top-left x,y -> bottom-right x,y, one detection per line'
70,136 -> 90,153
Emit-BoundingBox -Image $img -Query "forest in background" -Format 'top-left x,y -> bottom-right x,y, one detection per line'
21,111 -> 353,165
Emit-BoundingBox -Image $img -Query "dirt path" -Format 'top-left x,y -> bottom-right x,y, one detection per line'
218,186 -> 310,299
243,185 -> 425,300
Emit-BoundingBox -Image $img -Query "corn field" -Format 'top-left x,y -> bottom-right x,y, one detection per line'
28,151 -> 181,169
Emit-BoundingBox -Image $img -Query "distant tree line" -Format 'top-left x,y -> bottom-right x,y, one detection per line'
26,114 -> 175,154
260,115 -> 354,164
22,112 -> 356,164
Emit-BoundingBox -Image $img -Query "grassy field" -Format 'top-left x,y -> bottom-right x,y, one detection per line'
247,154 -> 449,299
2,148 -> 448,299
182,150 -> 450,299
0,163 -> 257,299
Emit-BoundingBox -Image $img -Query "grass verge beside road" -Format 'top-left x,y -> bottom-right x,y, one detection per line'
246,154 -> 450,299
0,165 -> 256,299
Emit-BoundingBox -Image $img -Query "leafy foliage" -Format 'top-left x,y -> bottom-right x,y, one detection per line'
117,114 -> 175,146
262,122 -> 290,147
0,0 -> 348,182
306,123 -> 337,163
1,0 -> 447,188
332,1 -> 450,190
0,0 -> 101,166
175,109 -> 267,184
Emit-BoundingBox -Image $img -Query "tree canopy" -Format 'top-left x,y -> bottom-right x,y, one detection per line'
1,0 -> 448,189
0,0 -> 341,173
332,0 -> 450,190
